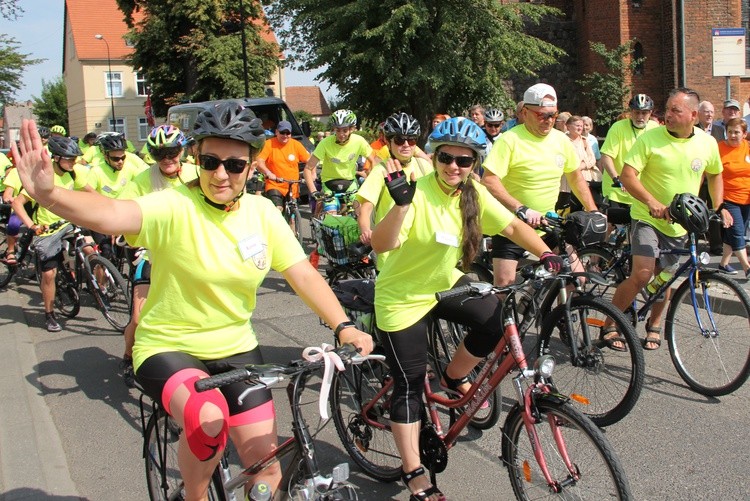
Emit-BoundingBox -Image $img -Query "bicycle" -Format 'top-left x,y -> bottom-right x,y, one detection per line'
140,344 -> 383,501
272,177 -> 305,245
330,280 -> 632,499
60,224 -> 132,331
578,211 -> 750,397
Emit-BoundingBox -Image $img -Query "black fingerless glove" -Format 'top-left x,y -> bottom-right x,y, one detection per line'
385,171 -> 415,206
540,251 -> 563,273
611,177 -> 622,188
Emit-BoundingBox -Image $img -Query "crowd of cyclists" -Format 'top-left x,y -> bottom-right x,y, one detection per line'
2,80 -> 749,501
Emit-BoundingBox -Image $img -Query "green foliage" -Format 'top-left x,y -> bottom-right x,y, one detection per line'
116,0 -> 280,116
0,35 -> 43,105
577,41 -> 644,127
294,110 -> 327,135
32,78 -> 69,131
267,0 -> 564,137
0,0 -> 22,20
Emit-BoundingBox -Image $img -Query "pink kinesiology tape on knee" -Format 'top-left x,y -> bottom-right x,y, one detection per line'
181,375 -> 230,461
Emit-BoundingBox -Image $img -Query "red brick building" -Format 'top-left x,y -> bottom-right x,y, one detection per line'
522,0 -> 749,120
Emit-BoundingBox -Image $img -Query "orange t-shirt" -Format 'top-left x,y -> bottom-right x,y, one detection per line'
718,140 -> 750,205
258,137 -> 311,197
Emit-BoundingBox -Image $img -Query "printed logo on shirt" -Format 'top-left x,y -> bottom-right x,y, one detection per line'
287,154 -> 296,162
555,154 -> 565,169
690,158 -> 703,172
251,245 -> 268,270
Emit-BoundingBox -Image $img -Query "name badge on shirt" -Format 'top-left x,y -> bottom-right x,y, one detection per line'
238,235 -> 264,261
436,231 -> 459,248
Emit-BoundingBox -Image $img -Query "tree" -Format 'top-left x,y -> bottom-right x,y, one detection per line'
293,110 -> 327,135
32,78 -> 69,131
577,41 -> 644,128
116,0 -> 280,116
267,0 -> 564,134
0,0 -> 22,20
0,35 -> 43,105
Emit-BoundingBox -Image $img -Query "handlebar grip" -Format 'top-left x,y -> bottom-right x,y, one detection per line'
435,284 -> 472,302
195,369 -> 250,392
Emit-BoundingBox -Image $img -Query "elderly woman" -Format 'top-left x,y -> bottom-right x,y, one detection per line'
717,117 -> 750,278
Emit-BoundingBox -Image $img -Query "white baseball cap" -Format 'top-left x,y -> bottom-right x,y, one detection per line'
524,83 -> 558,107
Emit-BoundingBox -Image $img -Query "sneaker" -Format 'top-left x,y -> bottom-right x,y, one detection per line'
45,312 -> 62,332
119,356 -> 136,389
718,264 -> 738,275
745,269 -> 750,280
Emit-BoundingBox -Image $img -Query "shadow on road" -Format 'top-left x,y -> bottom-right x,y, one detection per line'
0,488 -> 88,500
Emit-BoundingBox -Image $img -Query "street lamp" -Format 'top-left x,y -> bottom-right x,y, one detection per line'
94,34 -> 117,131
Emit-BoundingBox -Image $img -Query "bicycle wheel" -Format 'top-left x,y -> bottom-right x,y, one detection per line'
537,295 -> 644,427
666,271 -> 750,396
0,238 -> 13,288
428,320 -> 501,430
54,262 -> 80,318
87,254 -> 131,331
575,246 -> 624,300
144,410 -> 225,501
502,398 -> 632,500
330,359 -> 402,482
291,206 -> 304,245
326,265 -> 375,286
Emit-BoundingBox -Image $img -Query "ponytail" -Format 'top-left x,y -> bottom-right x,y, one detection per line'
458,176 -> 482,272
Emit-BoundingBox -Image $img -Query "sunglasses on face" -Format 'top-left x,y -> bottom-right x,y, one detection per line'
151,146 -> 182,161
525,107 -> 559,121
107,154 -> 126,162
392,136 -> 417,146
277,130 -> 292,136
485,123 -> 502,129
437,151 -> 475,168
198,154 -> 248,174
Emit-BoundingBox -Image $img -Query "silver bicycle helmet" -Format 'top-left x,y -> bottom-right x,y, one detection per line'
330,109 -> 357,128
48,136 -> 82,158
483,108 -> 505,123
383,113 -> 421,138
97,133 -> 128,152
193,101 -> 266,150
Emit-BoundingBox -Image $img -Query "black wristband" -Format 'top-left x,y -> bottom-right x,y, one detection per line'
334,320 -> 357,337
515,205 -> 528,219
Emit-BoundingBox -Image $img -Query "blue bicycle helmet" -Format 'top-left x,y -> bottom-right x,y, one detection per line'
428,117 -> 488,156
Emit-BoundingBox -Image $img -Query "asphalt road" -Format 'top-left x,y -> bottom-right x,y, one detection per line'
3,215 -> 750,500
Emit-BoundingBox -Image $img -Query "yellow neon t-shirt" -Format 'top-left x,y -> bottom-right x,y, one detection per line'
600,118 -> 659,203
483,126 -> 580,216
1,167 -> 21,195
87,153 -> 149,198
0,152 -> 11,179
131,184 -> 307,370
624,126 -> 722,237
118,163 -> 198,199
312,134 -> 372,183
21,165 -> 90,229
375,175 -> 514,332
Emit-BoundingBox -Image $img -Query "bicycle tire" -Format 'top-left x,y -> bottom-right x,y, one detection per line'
144,410 -> 225,501
537,295 -> 644,427
326,265 -> 375,286
666,271 -> 750,396
54,262 -> 80,318
330,360 -> 402,482
87,254 -> 131,331
0,238 -> 14,288
501,398 -> 632,500
292,206 -> 304,245
428,320 -> 501,430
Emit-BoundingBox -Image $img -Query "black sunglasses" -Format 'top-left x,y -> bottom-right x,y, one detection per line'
437,151 -> 475,168
198,154 -> 248,174
277,130 -> 292,135
392,136 -> 417,146
107,154 -> 126,162
151,146 -> 182,161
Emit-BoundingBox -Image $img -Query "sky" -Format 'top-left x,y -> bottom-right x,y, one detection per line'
3,1 -> 336,103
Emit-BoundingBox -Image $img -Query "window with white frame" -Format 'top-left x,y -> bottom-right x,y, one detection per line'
105,72 -> 123,98
135,72 -> 149,96
138,118 -> 150,141
108,118 -> 126,135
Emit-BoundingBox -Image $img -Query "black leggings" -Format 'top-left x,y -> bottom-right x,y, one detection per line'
379,276 -> 504,424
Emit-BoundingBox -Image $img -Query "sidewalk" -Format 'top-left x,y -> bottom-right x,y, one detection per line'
0,287 -> 80,500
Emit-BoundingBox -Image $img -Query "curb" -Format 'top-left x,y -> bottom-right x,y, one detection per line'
0,286 -> 81,500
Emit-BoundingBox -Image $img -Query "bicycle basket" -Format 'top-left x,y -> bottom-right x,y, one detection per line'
563,211 -> 608,247
313,215 -> 361,265
332,279 -> 375,335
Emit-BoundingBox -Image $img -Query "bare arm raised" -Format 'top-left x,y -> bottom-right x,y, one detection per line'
11,119 -> 142,236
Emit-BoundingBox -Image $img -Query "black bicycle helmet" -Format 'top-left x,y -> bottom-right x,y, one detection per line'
192,101 -> 265,150
483,108 -> 505,123
97,132 -> 128,152
669,193 -> 710,234
48,136 -> 82,158
383,112 -> 421,138
428,117 -> 488,156
38,126 -> 50,139
629,94 -> 654,111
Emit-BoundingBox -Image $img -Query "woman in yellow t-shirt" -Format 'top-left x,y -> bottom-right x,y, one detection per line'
11,102 -> 373,500
371,118 -> 562,501
717,117 -> 750,278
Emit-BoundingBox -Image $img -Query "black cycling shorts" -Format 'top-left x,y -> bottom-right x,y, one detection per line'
491,231 -> 558,261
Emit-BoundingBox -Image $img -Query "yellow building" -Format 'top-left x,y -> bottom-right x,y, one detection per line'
63,0 -> 284,149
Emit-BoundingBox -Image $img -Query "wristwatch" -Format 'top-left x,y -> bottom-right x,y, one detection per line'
515,205 -> 528,220
334,320 -> 357,337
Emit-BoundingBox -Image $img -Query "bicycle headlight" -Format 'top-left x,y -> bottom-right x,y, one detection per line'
534,355 -> 556,378
698,252 -> 710,265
